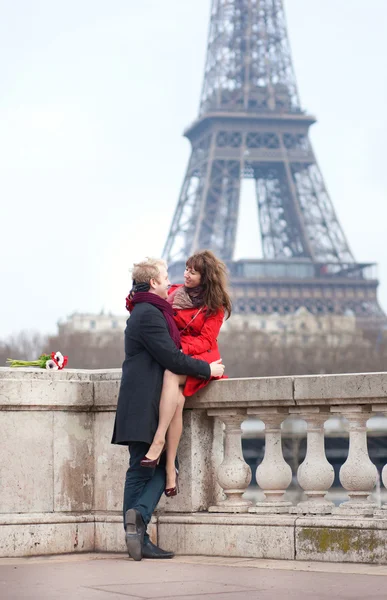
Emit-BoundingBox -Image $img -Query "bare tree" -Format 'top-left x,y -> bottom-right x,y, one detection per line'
219,328 -> 387,378
45,331 -> 124,369
0,329 -> 124,369
2,324 -> 387,374
0,330 -> 48,366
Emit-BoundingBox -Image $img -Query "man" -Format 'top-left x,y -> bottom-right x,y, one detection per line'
111,258 -> 225,561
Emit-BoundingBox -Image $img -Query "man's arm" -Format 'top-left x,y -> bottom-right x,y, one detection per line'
139,309 -> 211,379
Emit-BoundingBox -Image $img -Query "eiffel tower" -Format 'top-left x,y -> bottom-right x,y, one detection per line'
163,0 -> 384,328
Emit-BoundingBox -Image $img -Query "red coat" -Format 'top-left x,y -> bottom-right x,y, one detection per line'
169,285 -> 225,397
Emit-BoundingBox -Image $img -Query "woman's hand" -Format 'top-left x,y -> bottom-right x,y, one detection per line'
210,359 -> 225,378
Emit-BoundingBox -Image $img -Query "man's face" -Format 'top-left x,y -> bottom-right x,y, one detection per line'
150,265 -> 170,299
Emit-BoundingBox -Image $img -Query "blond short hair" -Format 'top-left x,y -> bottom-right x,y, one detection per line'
132,258 -> 167,284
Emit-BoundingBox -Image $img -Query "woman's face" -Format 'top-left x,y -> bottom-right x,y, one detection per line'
184,265 -> 202,288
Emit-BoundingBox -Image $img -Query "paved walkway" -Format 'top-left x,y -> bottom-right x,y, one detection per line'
1,553 -> 387,600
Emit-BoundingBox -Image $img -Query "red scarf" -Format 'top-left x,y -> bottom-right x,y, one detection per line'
132,292 -> 181,349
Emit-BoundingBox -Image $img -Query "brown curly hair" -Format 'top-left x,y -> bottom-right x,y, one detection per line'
186,250 -> 232,318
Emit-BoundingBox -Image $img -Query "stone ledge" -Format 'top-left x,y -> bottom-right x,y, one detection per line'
3,369 -> 387,411
158,512 -> 387,564
0,376 -> 94,408
0,513 -> 94,526
93,513 -> 123,523
88,369 -> 122,381
0,368 -> 121,410
0,512 -> 136,526
94,513 -> 157,553
94,380 -> 121,407
295,521 -> 387,564
0,368 -> 95,381
295,516 -> 387,530
158,512 -> 297,526
186,376 -> 295,409
2,512 -> 387,563
0,521 -> 95,557
294,372 -> 387,404
158,512 -> 295,560
0,513 -> 158,557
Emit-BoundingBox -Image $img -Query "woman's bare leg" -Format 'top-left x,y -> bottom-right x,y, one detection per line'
145,371 -> 186,461
165,389 -> 185,489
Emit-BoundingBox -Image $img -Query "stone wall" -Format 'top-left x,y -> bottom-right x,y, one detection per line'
1,367 -> 387,563
0,368 -> 126,556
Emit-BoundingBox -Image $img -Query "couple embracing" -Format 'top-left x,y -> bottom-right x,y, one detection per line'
112,250 -> 231,561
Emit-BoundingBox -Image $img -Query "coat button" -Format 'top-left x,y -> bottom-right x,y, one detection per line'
207,349 -> 211,353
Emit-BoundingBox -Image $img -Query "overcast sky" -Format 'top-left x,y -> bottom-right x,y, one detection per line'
1,0 -> 387,338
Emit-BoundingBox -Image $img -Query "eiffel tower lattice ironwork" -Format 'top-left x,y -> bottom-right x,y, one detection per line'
163,0 -> 384,325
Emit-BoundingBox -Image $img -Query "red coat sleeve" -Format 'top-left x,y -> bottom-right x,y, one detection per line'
181,309 -> 224,355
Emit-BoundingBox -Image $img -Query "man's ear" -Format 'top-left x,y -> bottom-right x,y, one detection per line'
149,278 -> 156,290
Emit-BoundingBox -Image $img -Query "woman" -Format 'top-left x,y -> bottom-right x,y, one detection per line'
140,250 -> 232,496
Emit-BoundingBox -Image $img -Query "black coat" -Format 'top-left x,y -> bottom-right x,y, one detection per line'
111,302 -> 211,446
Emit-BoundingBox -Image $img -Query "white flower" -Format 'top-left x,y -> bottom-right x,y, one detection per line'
46,359 -> 59,370
53,351 -> 64,367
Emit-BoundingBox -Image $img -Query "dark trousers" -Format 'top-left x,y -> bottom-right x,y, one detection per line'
123,442 -> 166,543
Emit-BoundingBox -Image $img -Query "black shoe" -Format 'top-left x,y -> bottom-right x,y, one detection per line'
142,539 -> 175,559
125,509 -> 145,561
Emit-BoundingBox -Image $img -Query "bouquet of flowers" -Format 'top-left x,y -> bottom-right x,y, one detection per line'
6,351 -> 68,370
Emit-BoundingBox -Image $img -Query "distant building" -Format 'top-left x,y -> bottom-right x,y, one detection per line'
58,311 -> 128,336
222,306 -> 358,346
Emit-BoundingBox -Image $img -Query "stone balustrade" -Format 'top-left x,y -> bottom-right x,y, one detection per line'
1,367 -> 387,563
189,376 -> 386,519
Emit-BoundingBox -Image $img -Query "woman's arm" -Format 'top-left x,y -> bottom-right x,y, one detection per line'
181,310 -> 224,355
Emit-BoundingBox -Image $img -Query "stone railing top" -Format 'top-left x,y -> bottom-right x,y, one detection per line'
0,367 -> 122,381
189,372 -> 387,410
0,367 -> 121,409
1,368 -> 387,411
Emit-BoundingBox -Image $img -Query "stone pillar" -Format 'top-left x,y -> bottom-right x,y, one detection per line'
247,409 -> 292,514
334,407 -> 378,516
370,405 -> 387,518
379,464 -> 387,512
207,409 -> 252,513
158,409 -> 223,514
291,409 -> 334,514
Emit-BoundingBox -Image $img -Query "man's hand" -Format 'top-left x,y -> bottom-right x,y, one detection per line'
210,359 -> 225,378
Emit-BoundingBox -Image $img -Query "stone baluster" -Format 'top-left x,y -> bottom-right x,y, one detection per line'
290,408 -> 334,514
332,407 -> 378,516
207,409 -> 252,513
379,463 -> 387,514
371,405 -> 387,517
247,409 -> 292,514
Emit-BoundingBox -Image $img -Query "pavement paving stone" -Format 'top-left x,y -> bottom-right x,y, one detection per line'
0,553 -> 386,600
